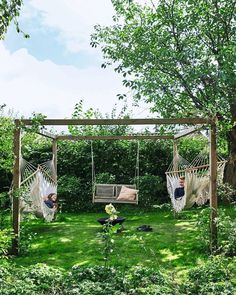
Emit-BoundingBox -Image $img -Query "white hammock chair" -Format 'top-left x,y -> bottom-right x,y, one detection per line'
20,157 -> 57,222
166,152 -> 226,213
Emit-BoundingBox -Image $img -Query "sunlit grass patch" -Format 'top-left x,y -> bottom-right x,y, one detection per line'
12,206 -> 235,279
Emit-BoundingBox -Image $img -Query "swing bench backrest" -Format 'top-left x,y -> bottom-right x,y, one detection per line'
93,184 -> 138,204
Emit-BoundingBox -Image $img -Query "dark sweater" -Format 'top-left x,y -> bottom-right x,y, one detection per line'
174,187 -> 185,199
44,199 -> 54,208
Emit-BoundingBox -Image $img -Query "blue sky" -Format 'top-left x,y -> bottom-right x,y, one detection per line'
4,1 -> 102,68
0,0 -> 151,122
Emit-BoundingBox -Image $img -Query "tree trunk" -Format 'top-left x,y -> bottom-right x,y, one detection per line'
224,101 -> 236,188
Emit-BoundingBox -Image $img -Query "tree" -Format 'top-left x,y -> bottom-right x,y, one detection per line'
0,0 -> 26,39
0,105 -> 14,192
91,0 -> 236,187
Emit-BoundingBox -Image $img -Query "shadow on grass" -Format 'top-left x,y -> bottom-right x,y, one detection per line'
14,209 -> 210,273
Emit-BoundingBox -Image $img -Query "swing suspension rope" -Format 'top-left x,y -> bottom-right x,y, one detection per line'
135,141 -> 140,189
90,140 -> 140,188
91,141 -> 96,192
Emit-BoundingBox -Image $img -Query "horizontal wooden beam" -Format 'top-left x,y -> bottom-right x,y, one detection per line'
18,117 -> 210,126
56,135 -> 174,141
174,125 -> 204,139
36,130 -> 57,140
23,127 -> 56,139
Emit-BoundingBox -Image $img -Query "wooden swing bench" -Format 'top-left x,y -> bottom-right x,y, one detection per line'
93,184 -> 138,204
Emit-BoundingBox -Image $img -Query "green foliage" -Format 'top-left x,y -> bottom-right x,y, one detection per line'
178,136 -> 209,162
100,204 -> 121,266
100,223 -> 120,267
92,0 -> 236,121
196,207 -> 212,251
64,265 -> 174,295
218,182 -> 236,204
92,0 -> 236,186
0,192 -> 10,227
0,228 -> 12,259
0,115 -> 14,192
57,138 -> 173,212
19,216 -> 37,255
0,0 -> 26,39
197,208 -> 236,256
1,252 -> 235,294
184,255 -> 235,294
57,175 -> 92,212
0,103 -> 217,213
20,112 -> 47,133
0,263 -> 64,295
95,172 -> 116,184
216,211 -> 236,256
0,192 -> 11,259
138,174 -> 166,206
68,100 -> 133,136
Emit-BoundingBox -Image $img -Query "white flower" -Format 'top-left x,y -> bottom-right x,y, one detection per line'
105,203 -> 115,215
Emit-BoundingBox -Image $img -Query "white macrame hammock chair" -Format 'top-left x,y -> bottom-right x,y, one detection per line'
166,152 -> 226,213
19,157 -> 57,222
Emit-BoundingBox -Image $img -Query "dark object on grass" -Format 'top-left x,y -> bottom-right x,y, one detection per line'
97,217 -> 126,226
137,225 -> 153,232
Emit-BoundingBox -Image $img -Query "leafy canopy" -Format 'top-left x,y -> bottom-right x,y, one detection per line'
0,0 -> 28,39
91,0 -> 236,121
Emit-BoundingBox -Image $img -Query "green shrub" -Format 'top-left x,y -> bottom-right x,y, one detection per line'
0,229 -> 12,258
217,211 -> 236,256
22,263 -> 64,293
64,265 -> 175,295
184,256 -> 235,294
217,182 -> 236,204
0,263 -> 64,295
138,175 -> 167,207
19,216 -> 37,255
0,262 -> 235,295
0,192 -> 11,229
125,266 -> 174,293
66,265 -> 123,284
197,208 -> 236,256
58,175 -> 92,212
95,172 -> 116,184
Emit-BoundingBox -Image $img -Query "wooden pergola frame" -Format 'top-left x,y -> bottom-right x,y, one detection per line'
12,117 -> 218,255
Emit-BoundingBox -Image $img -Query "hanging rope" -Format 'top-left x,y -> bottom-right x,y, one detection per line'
91,141 -> 96,196
91,140 -> 139,204
135,141 -> 140,189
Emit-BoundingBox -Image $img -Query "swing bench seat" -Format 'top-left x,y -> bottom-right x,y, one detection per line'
93,184 -> 138,204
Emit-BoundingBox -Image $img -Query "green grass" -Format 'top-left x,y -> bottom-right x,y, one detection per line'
13,206 -> 236,277
12,210 -> 201,271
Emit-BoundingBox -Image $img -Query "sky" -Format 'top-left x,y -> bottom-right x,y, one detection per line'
0,0 -> 152,122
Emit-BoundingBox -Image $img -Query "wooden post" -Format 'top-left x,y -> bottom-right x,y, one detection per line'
12,120 -> 21,255
209,121 -> 218,253
173,140 -> 178,219
52,139 -> 57,182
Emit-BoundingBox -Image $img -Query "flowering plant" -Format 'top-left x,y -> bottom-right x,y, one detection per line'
102,204 -> 120,267
105,204 -> 119,221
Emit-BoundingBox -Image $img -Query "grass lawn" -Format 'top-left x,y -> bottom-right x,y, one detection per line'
13,206 -> 236,278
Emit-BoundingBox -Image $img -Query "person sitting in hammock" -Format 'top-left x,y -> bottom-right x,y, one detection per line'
174,176 -> 185,200
44,193 -> 57,210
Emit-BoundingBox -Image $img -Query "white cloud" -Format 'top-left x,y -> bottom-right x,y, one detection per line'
25,0 -> 151,53
27,0 -> 115,53
1,1 -> 152,129
0,43 -> 129,119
